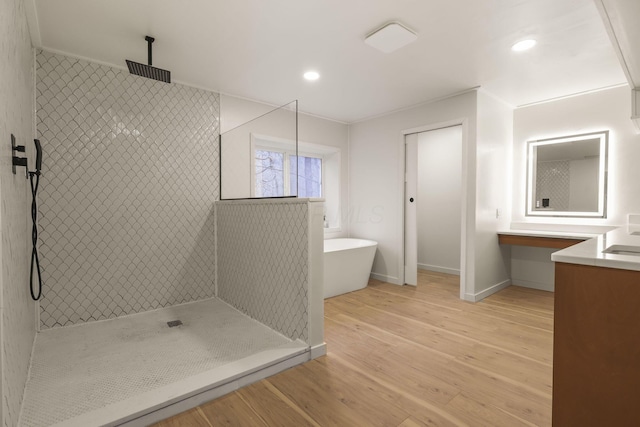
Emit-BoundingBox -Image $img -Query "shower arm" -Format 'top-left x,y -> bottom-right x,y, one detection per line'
145,36 -> 154,66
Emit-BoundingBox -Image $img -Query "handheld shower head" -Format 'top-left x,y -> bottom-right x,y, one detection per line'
126,36 -> 171,83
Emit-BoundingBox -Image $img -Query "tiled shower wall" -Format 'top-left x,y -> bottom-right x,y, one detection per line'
36,50 -> 219,329
0,0 -> 36,424
535,160 -> 570,211
217,199 -> 309,342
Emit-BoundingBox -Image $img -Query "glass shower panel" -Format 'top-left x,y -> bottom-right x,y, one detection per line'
255,150 -> 285,197
290,155 -> 322,198
219,100 -> 298,200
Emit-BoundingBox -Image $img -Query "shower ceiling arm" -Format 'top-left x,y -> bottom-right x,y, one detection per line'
146,36 -> 154,66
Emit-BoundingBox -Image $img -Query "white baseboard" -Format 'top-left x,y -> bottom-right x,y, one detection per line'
470,279 -> 512,302
310,343 -> 327,359
417,263 -> 460,276
370,272 -> 401,285
511,279 -> 554,292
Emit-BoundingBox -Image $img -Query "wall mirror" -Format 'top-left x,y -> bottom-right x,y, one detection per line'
526,130 -> 608,218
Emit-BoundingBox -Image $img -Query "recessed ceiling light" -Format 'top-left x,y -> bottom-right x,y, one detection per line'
512,39 -> 537,52
304,71 -> 320,81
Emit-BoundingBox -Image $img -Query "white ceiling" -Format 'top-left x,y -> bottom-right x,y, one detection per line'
29,0 -> 627,123
597,0 -> 640,87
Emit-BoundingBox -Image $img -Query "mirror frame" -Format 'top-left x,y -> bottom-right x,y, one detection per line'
526,130 -> 608,218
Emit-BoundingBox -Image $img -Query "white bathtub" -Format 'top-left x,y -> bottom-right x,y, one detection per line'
324,238 -> 378,298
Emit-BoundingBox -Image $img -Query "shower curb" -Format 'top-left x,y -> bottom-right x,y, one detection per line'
50,341 -> 310,427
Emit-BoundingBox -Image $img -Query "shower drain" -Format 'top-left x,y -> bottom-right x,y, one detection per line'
167,320 -> 182,327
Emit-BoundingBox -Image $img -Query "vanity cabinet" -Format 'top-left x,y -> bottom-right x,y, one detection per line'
553,262 -> 640,425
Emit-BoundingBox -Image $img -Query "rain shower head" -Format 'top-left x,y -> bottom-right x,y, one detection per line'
126,36 -> 171,83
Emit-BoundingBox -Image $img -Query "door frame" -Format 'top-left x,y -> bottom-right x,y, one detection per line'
404,133 -> 419,286
399,118 -> 469,299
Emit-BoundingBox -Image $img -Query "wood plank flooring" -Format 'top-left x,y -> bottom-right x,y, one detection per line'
154,271 -> 554,426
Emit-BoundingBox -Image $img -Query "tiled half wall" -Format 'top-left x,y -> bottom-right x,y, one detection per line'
216,199 -> 312,343
36,50 -> 219,329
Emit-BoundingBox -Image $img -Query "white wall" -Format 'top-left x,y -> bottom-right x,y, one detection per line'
474,90 -> 513,298
417,126 -> 462,275
348,90 -> 478,298
511,85 -> 640,290
220,95 -> 349,238
0,0 -> 35,424
510,246 -> 556,291
513,85 -> 639,226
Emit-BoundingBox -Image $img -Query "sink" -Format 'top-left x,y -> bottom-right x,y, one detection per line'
602,244 -> 640,256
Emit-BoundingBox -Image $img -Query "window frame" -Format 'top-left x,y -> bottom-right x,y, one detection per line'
251,134 -> 325,198
288,152 -> 324,198
250,133 -> 341,232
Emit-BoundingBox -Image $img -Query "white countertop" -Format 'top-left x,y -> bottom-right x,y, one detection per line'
551,227 -> 640,272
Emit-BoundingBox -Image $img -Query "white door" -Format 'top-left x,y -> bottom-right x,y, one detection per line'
404,133 -> 418,286
417,126 -> 462,275
404,125 -> 463,288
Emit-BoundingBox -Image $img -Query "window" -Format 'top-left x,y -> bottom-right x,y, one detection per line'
255,150 -> 285,197
251,134 -> 341,231
290,155 -> 322,198
254,150 -> 323,198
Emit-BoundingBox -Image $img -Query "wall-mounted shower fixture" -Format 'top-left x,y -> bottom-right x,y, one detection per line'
12,133 -> 28,177
10,132 -> 44,299
29,138 -> 43,300
126,36 -> 171,83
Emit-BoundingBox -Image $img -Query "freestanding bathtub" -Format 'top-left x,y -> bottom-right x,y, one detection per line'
324,238 -> 378,299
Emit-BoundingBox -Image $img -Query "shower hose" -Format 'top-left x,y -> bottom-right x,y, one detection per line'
29,170 -> 42,300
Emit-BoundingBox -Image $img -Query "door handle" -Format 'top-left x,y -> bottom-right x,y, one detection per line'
409,197 -> 414,203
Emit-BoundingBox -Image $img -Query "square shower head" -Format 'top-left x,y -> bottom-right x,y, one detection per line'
126,60 -> 171,83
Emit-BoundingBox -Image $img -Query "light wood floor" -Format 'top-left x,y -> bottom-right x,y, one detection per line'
154,271 -> 554,426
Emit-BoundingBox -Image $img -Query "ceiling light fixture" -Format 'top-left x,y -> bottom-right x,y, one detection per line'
365,22 -> 417,54
304,71 -> 320,81
512,39 -> 537,52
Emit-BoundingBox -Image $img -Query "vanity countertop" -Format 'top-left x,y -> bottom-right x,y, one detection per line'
498,229 -> 601,240
551,227 -> 640,272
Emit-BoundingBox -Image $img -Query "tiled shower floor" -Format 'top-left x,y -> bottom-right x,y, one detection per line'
19,298 -> 306,427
